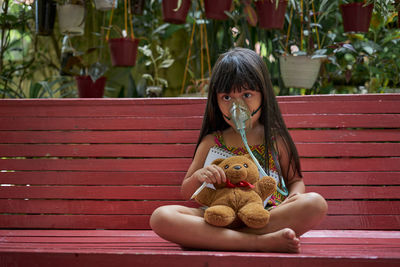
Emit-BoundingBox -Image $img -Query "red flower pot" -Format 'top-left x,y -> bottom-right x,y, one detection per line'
204,0 -> 232,20
255,0 -> 288,29
162,0 -> 191,24
340,3 -> 373,33
108,38 -> 139,67
75,76 -> 106,98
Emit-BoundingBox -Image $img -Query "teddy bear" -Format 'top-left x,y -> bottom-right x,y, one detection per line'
195,154 -> 277,229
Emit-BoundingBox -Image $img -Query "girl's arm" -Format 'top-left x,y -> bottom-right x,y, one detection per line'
181,134 -> 226,200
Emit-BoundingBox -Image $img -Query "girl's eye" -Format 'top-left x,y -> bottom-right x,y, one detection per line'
224,165 -> 229,169
243,93 -> 252,99
223,95 -> 231,101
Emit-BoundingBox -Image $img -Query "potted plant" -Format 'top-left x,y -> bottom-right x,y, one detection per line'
204,0 -> 232,20
57,0 -> 86,36
255,0 -> 288,29
107,26 -> 140,67
162,0 -> 191,24
340,0 -> 373,33
278,0 -> 329,89
93,0 -> 117,11
35,0 -> 57,35
138,44 -> 174,97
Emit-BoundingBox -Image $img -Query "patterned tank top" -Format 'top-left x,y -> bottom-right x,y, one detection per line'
213,131 -> 287,208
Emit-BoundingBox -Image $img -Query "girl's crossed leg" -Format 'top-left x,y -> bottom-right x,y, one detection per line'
150,192 -> 327,253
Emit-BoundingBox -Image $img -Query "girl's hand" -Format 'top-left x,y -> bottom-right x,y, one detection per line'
193,165 -> 226,185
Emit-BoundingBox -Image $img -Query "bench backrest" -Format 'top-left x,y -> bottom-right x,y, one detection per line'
0,94 -> 399,230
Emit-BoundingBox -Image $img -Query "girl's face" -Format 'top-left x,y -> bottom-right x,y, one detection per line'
217,89 -> 262,130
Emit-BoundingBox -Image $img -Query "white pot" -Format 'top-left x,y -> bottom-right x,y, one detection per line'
279,55 -> 322,89
57,4 -> 85,36
93,0 -> 117,11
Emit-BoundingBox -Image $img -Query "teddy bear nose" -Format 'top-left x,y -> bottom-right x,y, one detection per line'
233,165 -> 242,170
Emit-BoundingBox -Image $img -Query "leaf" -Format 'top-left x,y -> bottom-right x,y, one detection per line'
342,44 -> 357,53
159,59 -> 174,68
157,78 -> 168,88
244,4 -> 258,27
363,46 -> 374,55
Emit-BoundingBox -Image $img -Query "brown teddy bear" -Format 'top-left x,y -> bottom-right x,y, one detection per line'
195,154 -> 277,229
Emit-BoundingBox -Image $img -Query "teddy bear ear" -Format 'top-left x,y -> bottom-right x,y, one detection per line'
211,158 -> 225,165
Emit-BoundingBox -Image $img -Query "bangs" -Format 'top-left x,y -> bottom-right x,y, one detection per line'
212,53 -> 262,94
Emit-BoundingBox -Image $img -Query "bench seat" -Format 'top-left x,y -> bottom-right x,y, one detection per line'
1,230 -> 399,266
0,94 -> 399,266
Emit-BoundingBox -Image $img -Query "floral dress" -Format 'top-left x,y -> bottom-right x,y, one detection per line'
213,132 -> 287,209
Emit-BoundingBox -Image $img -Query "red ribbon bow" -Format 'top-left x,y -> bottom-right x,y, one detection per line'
225,179 -> 255,189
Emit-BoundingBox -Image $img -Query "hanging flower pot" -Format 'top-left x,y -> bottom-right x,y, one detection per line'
204,0 -> 232,20
255,0 -> 288,30
340,2 -> 373,33
108,38 -> 139,67
279,55 -> 321,89
93,0 -> 117,11
162,0 -> 191,24
35,0 -> 57,36
57,2 -> 86,36
75,76 -> 107,98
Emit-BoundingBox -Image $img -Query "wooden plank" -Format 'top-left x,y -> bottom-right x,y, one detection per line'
2,143 -> 399,158
0,199 -> 198,214
0,158 -> 192,171
0,130 -> 200,144
307,186 -> 400,199
1,114 -> 400,131
0,144 -> 196,158
0,186 -> 183,200
317,215 -> 400,230
290,129 -> 400,142
0,171 -> 186,185
296,143 -> 400,157
1,199 -> 398,216
1,158 -> 399,172
302,172 -> 400,185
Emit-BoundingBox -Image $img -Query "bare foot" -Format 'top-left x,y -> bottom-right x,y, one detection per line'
256,228 -> 300,253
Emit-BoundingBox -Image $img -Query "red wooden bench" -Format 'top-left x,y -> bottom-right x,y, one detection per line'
0,94 -> 399,266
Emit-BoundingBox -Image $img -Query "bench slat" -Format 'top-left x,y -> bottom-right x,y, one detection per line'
2,143 -> 399,157
1,214 -> 399,230
1,158 -> 398,171
1,199 -> 398,215
0,185 -> 398,200
1,114 -> 400,131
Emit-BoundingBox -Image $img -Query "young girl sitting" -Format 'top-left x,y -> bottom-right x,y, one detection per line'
150,47 -> 327,253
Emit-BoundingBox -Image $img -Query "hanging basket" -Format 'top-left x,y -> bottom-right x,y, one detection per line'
279,55 -> 321,89
255,0 -> 288,29
340,3 -> 373,33
204,0 -> 232,20
57,4 -> 85,36
35,0 -> 57,36
162,0 -> 191,24
75,76 -> 107,98
108,38 -> 139,67
93,0 -> 117,11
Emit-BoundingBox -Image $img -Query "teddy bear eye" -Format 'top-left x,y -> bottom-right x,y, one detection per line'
243,163 -> 248,168
224,165 -> 229,169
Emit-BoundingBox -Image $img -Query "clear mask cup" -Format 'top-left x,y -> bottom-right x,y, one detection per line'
229,99 -> 252,132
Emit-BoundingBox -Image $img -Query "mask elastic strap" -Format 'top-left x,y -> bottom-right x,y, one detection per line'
251,105 -> 262,117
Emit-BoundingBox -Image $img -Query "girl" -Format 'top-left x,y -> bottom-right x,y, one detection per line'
150,47 -> 327,253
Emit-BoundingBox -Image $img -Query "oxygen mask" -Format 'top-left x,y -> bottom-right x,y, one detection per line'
229,99 -> 252,132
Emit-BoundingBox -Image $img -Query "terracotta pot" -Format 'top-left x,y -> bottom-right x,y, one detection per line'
35,0 -> 56,36
204,0 -> 232,20
75,76 -> 106,98
340,3 -> 373,33
255,0 -> 288,29
279,55 -> 321,89
108,38 -> 139,67
162,0 -> 191,24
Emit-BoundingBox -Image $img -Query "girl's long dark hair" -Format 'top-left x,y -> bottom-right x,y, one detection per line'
196,47 -> 302,180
